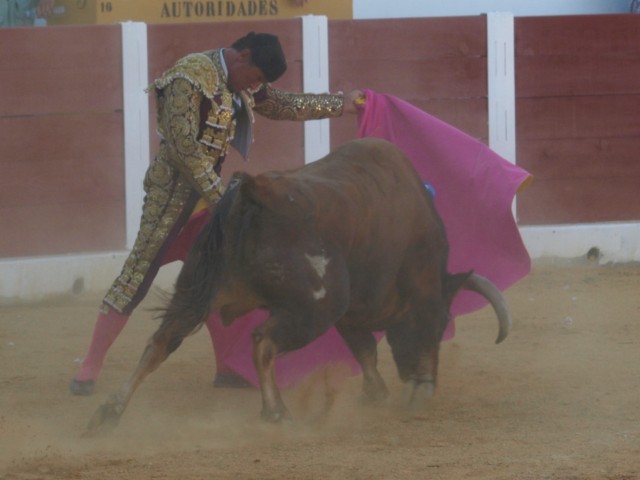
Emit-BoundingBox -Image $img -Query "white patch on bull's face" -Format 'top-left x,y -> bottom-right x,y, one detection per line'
312,286 -> 327,300
305,253 -> 330,278
305,253 -> 330,300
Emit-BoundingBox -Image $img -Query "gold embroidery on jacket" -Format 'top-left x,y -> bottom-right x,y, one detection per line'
104,50 -> 237,313
254,84 -> 344,121
200,91 -> 235,157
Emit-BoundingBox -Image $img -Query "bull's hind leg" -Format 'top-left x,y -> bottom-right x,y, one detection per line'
85,318 -> 195,435
335,325 -> 389,403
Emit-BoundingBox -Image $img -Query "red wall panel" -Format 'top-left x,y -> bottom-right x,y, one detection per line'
0,25 -> 125,258
0,20 -> 306,259
328,17 -> 488,149
2,15 -> 638,258
0,26 -> 123,115
515,15 -> 640,225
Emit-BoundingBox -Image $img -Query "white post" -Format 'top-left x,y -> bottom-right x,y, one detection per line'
487,12 -> 517,216
121,21 -> 149,249
487,12 -> 516,163
301,15 -> 331,164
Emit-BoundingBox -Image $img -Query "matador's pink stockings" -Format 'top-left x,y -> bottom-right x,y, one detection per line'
73,308 -> 129,382
74,306 -> 237,383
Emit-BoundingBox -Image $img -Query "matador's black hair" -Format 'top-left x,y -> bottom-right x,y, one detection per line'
231,32 -> 287,82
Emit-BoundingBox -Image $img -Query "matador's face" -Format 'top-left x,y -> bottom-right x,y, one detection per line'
227,49 -> 267,93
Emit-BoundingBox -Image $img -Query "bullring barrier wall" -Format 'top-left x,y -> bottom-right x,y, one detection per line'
1,14 -> 639,302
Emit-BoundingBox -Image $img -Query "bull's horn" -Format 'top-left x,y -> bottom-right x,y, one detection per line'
463,273 -> 512,344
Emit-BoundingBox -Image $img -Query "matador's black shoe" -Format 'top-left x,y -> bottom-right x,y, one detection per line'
69,379 -> 95,396
212,373 -> 251,389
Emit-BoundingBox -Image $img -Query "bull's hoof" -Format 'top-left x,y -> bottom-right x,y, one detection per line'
83,396 -> 124,436
213,372 -> 252,389
359,378 -> 389,405
360,387 -> 390,405
401,378 -> 435,409
260,407 -> 292,423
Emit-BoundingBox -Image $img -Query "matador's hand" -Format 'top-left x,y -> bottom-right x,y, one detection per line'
343,89 -> 365,114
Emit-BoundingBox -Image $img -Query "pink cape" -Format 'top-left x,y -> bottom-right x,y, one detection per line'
206,90 -> 531,387
358,90 -> 532,338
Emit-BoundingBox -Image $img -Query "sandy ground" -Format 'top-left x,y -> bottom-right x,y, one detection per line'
1,259 -> 639,480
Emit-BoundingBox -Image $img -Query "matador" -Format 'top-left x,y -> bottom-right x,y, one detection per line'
70,32 -> 363,395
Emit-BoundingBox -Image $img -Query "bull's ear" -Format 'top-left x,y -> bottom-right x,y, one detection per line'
227,172 -> 247,191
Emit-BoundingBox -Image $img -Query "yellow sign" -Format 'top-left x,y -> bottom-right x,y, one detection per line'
49,0 -> 352,25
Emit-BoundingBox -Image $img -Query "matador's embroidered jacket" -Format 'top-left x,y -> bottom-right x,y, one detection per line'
103,49 -> 344,314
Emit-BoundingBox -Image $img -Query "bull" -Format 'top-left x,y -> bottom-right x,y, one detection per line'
86,138 -> 511,432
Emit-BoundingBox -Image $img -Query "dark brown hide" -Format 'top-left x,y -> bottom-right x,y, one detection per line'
86,138 -> 510,431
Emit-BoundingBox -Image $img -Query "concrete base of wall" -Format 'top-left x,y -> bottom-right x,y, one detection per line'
0,251 -> 181,306
520,222 -> 640,264
1,222 -> 638,305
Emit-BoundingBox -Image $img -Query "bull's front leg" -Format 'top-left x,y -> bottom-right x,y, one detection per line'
251,326 -> 290,422
335,325 -> 389,404
387,318 -> 442,410
400,344 -> 439,409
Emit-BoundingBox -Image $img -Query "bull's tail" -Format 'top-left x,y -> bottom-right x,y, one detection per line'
157,180 -> 242,339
